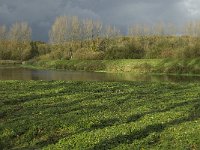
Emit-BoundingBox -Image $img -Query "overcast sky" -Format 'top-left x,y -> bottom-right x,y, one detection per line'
1,0 -> 200,41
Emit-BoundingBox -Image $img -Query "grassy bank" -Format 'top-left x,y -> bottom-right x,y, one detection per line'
23,59 -> 161,73
24,58 -> 200,75
1,81 -> 200,149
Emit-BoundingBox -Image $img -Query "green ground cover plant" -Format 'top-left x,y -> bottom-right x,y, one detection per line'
1,81 -> 200,149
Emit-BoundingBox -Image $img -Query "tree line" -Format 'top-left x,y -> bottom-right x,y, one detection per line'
49,16 -> 120,44
0,22 -> 32,60
1,16 -> 200,60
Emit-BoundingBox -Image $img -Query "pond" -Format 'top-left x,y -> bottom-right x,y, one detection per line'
0,66 -> 200,82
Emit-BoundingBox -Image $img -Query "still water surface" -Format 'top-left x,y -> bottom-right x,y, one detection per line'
0,67 -> 200,82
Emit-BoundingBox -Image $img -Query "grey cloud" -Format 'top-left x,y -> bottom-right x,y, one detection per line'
0,0 -> 199,41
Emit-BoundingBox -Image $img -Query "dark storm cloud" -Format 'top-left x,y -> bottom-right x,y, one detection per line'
0,0 -> 199,41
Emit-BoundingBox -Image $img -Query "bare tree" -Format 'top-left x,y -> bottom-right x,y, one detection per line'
49,16 -> 69,44
183,21 -> 200,37
9,22 -> 32,42
167,23 -> 176,36
194,21 -> 200,37
82,19 -> 94,40
93,20 -> 103,38
105,25 -> 120,38
6,22 -> 32,60
142,24 -> 151,36
0,25 -> 7,40
71,16 -> 81,41
128,24 -> 141,36
153,21 -> 165,36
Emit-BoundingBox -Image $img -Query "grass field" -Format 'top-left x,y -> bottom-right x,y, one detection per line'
1,81 -> 200,149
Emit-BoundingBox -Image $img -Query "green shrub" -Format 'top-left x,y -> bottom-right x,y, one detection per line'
104,43 -> 144,59
73,48 -> 104,60
179,42 -> 200,59
37,44 -> 51,56
126,42 -> 145,59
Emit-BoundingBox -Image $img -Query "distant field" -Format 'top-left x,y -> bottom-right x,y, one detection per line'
1,81 -> 200,149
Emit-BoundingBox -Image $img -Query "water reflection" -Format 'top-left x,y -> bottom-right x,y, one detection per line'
0,67 -> 200,82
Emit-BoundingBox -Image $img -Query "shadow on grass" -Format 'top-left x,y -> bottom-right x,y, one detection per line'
127,98 -> 199,123
13,132 -> 71,150
92,99 -> 200,150
92,123 -> 165,150
90,118 -> 120,129
2,82 -> 92,106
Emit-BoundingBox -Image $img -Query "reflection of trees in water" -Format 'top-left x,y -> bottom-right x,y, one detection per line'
0,68 -> 33,80
164,75 -> 200,83
1,67 -> 200,82
101,73 -> 200,83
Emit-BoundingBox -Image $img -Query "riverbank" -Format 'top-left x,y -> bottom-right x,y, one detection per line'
23,59 -> 161,73
23,58 -> 200,75
1,80 -> 200,149
1,59 -> 200,75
